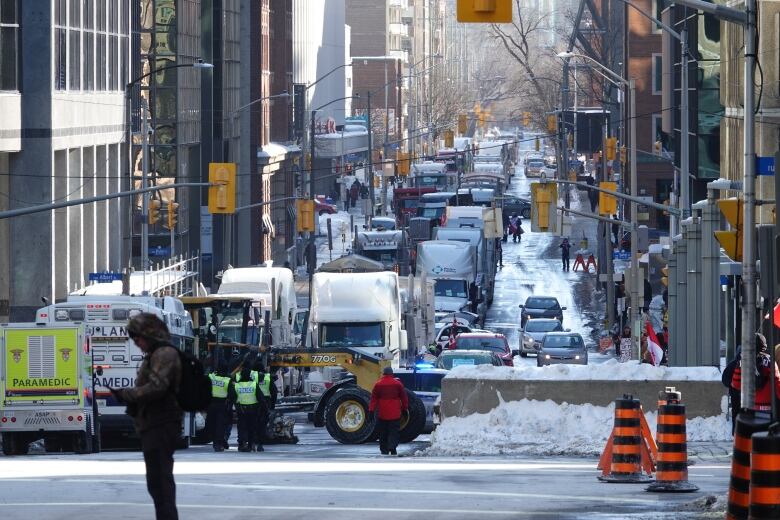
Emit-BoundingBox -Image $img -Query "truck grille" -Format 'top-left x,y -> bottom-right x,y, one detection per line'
24,416 -> 62,426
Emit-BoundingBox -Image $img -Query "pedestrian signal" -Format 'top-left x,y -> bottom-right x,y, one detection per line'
598,182 -> 618,216
547,114 -> 557,134
208,162 -> 237,214
606,137 -> 618,161
714,198 -> 743,261
523,111 -> 531,127
165,200 -> 179,230
296,200 -> 315,233
148,200 -> 161,225
457,0 -> 512,23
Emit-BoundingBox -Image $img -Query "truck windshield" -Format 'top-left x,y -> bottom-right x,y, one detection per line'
434,279 -> 468,298
417,207 -> 445,219
414,176 -> 446,187
362,250 -> 398,264
321,322 -> 384,347
401,199 -> 419,209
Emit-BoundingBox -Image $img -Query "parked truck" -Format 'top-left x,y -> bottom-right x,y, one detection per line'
354,229 -> 410,275
415,240 -> 484,323
307,271 -> 406,357
0,324 -> 96,455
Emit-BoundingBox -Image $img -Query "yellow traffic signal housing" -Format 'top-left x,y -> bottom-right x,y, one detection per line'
531,182 -> 558,232
296,199 -> 315,233
208,162 -> 237,214
567,132 -> 574,148
444,130 -> 455,148
605,137 -> 618,161
523,111 -> 531,127
598,182 -> 618,216
661,266 -> 669,287
534,137 -> 540,151
165,200 -> 179,230
619,146 -> 627,165
457,0 -> 512,23
148,199 -> 161,225
715,198 -> 743,261
547,114 -> 557,134
458,114 -> 468,134
397,151 -> 410,176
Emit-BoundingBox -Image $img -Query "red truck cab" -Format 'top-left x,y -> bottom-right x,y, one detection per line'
393,186 -> 436,226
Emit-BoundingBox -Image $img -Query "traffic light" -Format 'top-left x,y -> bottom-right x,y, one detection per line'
296,199 -> 315,233
547,114 -> 557,134
661,266 -> 669,287
598,181 -> 618,216
397,151 -> 410,176
715,198 -> 743,261
444,130 -> 455,148
567,132 -> 574,148
458,113 -> 468,134
148,199 -> 161,225
531,182 -> 558,232
208,162 -> 237,214
165,200 -> 179,230
457,0 -> 512,23
523,111 -> 531,127
605,137 -> 618,161
619,146 -> 627,165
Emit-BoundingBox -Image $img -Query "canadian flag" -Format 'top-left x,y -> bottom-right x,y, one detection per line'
448,317 -> 458,349
645,322 -> 664,367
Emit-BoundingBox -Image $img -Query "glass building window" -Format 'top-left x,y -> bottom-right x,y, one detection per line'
0,0 -> 19,91
652,54 -> 662,95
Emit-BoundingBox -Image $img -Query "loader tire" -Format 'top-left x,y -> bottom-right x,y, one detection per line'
399,390 -> 426,443
325,387 -> 376,444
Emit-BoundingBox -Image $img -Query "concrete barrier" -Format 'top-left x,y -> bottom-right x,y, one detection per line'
441,378 -> 725,419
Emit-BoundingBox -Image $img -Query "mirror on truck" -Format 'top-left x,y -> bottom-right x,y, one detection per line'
95,366 -> 103,376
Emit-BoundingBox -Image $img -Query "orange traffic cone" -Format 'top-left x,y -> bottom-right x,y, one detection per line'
646,388 -> 698,492
748,426 -> 780,519
727,411 -> 771,520
598,395 -> 654,483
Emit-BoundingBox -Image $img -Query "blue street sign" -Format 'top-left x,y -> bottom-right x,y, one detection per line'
756,156 -> 775,176
149,246 -> 171,257
720,275 -> 729,286
88,272 -> 123,283
613,251 -> 631,261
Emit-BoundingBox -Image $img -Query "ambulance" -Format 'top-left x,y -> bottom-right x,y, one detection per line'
0,324 -> 94,455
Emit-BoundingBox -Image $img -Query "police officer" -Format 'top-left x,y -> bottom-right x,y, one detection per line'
205,364 -> 232,452
229,366 -> 263,452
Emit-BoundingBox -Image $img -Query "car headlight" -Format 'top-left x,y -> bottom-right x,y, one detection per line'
574,355 -> 580,360
544,354 -> 550,359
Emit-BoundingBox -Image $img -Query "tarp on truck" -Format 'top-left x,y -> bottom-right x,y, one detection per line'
310,272 -> 401,323
416,241 -> 475,281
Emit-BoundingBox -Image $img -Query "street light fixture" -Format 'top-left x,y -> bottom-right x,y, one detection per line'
558,51 -> 641,361
125,58 -> 213,282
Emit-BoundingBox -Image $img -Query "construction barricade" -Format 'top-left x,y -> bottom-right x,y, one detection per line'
727,411 -> 771,520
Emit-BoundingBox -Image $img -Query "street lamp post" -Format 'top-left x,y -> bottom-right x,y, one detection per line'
125,59 -> 212,280
558,52 -> 639,359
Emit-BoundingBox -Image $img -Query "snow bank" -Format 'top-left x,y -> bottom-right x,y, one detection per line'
447,359 -> 721,382
426,397 -> 732,457
319,210 -> 353,235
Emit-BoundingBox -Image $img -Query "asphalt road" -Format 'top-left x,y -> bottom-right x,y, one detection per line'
0,416 -> 730,519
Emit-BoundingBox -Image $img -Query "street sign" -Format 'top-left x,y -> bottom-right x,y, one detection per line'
756,156 -> 775,176
613,251 -> 631,261
149,246 -> 171,257
88,272 -> 122,283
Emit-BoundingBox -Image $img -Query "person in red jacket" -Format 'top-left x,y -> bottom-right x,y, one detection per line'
731,333 -> 780,412
369,366 -> 409,455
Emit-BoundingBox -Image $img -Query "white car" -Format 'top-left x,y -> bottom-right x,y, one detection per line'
525,158 -> 546,177
433,323 -> 473,352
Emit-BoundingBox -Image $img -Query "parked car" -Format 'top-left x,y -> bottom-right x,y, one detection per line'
500,195 -> 532,219
436,349 -> 504,370
451,332 -> 513,366
433,323 -> 473,352
519,318 -> 564,357
537,332 -> 588,366
519,296 -> 565,326
315,197 -> 338,215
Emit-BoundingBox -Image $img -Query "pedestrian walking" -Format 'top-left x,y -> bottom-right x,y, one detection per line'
205,363 -> 232,451
349,181 -> 359,208
368,366 -> 409,456
111,313 -> 182,520
229,366 -> 264,452
512,215 -> 524,243
560,237 -> 571,271
509,214 -> 521,243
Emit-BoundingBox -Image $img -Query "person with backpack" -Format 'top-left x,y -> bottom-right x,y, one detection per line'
110,313 -> 183,520
722,346 -> 741,434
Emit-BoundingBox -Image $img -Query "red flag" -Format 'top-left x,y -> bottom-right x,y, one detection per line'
645,322 -> 663,367
774,301 -> 780,329
448,317 -> 458,349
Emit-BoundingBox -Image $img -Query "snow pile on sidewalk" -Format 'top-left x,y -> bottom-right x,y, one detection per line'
426,397 -> 732,457
447,359 -> 721,381
318,210 -> 355,236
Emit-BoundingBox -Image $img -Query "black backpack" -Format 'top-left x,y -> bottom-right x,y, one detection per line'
176,350 -> 212,412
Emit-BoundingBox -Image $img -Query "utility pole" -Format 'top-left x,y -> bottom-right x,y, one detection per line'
141,102 -> 150,283
367,91 -> 375,217
561,61 -> 570,209
628,79 -> 639,360
308,109 -> 317,298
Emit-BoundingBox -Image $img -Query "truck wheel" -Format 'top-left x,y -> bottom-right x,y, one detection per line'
44,435 -> 63,453
399,390 -> 426,443
324,387 -> 376,444
522,208 -> 531,219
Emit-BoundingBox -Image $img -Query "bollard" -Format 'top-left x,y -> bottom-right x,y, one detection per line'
748,427 -> 780,519
598,395 -> 653,483
646,388 -> 698,493
727,411 -> 771,520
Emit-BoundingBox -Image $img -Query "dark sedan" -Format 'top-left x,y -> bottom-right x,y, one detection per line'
537,332 -> 588,366
519,296 -> 565,326
500,195 -> 531,219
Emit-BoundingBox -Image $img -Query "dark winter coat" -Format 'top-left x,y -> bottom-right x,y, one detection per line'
369,375 -> 409,421
120,343 -> 182,433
